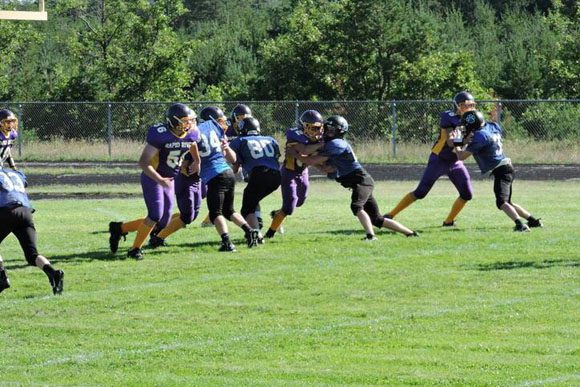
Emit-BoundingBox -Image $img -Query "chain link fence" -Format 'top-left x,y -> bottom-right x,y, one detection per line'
2,100 -> 580,160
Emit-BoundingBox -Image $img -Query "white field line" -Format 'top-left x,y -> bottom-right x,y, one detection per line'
21,295 -> 530,369
518,373 -> 580,386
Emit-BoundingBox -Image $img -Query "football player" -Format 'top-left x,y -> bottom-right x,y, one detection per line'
0,109 -> 19,170
385,91 -> 476,226
293,116 -> 419,240
453,110 -> 543,231
0,168 -> 64,295
108,103 -> 201,259
195,106 -> 260,252
199,103 -> 256,228
264,110 -> 324,239
229,117 -> 281,243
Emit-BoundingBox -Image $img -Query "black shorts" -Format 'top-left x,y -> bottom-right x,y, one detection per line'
0,206 -> 39,266
336,169 -> 381,220
206,169 -> 236,222
241,167 -> 281,217
492,164 -> 514,208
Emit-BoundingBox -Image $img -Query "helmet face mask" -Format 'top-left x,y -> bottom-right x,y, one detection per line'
166,103 -> 196,137
0,109 -> 17,136
453,91 -> 476,114
229,104 -> 252,134
299,110 -> 324,142
323,115 -> 349,140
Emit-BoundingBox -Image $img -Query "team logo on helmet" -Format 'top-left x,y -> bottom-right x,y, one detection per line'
0,109 -> 18,136
461,110 -> 485,132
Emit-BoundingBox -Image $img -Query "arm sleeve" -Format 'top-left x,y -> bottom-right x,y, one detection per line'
466,132 -> 487,154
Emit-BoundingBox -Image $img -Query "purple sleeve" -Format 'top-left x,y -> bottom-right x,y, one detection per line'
439,111 -> 457,128
286,128 -> 308,144
146,126 -> 163,149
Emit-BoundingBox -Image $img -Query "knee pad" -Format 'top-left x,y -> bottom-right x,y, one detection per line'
25,252 -> 38,266
372,216 -> 385,228
412,189 -> 426,200
350,203 -> 363,216
180,211 -> 194,226
496,199 -> 507,210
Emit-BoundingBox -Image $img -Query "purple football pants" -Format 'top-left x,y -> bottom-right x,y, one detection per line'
175,173 -> 202,225
280,167 -> 309,215
413,154 -> 473,200
141,172 -> 174,228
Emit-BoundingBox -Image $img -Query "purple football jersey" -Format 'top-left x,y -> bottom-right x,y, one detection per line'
431,110 -> 461,161
146,123 -> 200,178
283,127 -> 317,172
0,130 -> 18,168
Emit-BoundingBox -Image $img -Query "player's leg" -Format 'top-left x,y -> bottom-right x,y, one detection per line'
199,183 -> 212,228
207,172 -> 236,251
220,170 -> 259,248
492,165 -> 529,231
266,168 -> 296,238
444,161 -> 473,226
11,207 -> 64,294
343,172 -> 376,240
386,156 -> 444,218
0,222 -> 12,292
295,168 -> 310,209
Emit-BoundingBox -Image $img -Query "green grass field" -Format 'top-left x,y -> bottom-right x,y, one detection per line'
1,180 -> 579,386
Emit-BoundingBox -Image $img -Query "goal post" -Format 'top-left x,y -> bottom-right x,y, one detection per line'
0,0 -> 47,21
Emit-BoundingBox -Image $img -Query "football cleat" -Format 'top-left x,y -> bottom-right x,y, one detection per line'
514,223 -> 531,232
269,210 -> 284,234
406,231 -> 420,237
127,247 -> 144,260
527,218 -> 543,228
109,222 -> 127,254
265,228 -> 276,239
218,242 -> 237,252
442,221 -> 456,227
246,229 -> 260,248
257,216 -> 264,230
148,234 -> 166,249
257,236 -> 265,245
362,235 -> 377,242
49,269 -> 64,295
0,271 -> 10,293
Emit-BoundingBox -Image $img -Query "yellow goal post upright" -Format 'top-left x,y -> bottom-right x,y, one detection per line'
0,0 -> 47,21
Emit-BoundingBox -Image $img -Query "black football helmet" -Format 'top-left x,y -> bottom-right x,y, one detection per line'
323,115 -> 349,140
200,106 -> 227,130
461,110 -> 486,133
229,104 -> 252,133
298,110 -> 324,142
238,117 -> 261,136
453,91 -> 476,113
165,103 -> 196,137
0,109 -> 18,136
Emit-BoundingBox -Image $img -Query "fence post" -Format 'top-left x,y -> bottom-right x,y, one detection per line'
107,102 -> 112,157
17,103 -> 22,157
391,100 -> 397,158
295,100 -> 299,126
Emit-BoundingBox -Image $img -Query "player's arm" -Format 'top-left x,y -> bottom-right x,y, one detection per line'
6,151 -> 16,170
293,142 -> 325,155
221,138 -> 236,164
453,145 -> 472,161
315,163 -> 337,174
445,126 -> 463,147
188,142 -> 201,175
139,144 -> 172,187
297,153 -> 329,166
